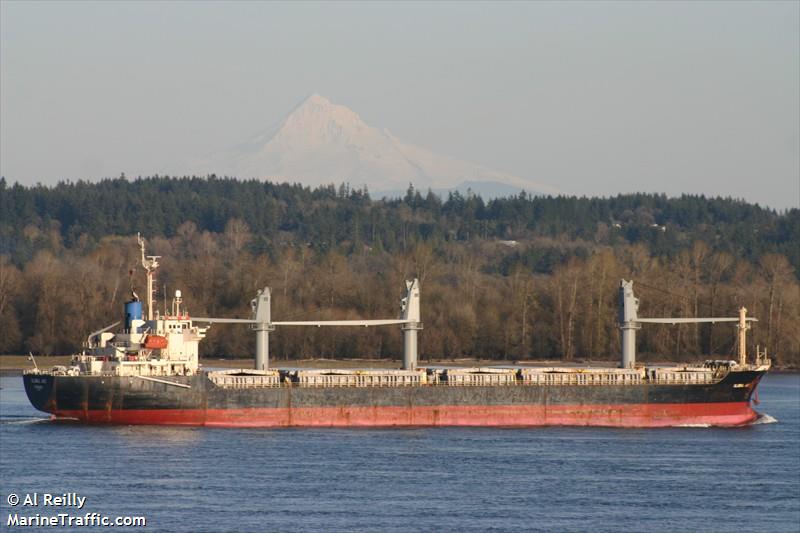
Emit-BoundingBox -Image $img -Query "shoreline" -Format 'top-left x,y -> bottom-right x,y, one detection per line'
1,355 -> 796,376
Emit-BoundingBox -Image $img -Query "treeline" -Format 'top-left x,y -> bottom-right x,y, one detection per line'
0,177 -> 797,366
2,176 -> 798,271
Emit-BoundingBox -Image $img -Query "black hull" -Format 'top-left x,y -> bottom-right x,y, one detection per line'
23,369 -> 765,428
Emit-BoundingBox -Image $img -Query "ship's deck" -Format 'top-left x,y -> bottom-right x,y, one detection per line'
202,363 -> 748,389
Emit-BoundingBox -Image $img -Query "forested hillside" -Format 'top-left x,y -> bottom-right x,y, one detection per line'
1,176 -> 798,366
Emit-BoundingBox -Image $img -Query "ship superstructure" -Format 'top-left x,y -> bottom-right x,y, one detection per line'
23,236 -> 771,428
68,235 -> 207,379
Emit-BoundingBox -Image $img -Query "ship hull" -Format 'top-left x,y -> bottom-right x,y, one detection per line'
45,402 -> 757,428
23,369 -> 765,428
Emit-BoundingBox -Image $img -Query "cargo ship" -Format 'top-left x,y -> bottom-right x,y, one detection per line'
23,236 -> 771,427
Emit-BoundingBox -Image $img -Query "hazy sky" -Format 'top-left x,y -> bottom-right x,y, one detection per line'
2,1 -> 798,209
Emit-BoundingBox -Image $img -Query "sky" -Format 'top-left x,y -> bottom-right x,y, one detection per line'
1,1 -> 798,210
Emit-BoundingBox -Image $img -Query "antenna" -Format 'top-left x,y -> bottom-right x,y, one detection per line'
137,233 -> 161,321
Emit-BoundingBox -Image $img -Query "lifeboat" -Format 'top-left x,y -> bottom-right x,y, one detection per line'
143,335 -> 168,350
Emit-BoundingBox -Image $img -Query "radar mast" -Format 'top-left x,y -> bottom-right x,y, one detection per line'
137,233 -> 161,321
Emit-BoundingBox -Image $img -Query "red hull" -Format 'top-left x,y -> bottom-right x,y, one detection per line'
53,402 -> 758,428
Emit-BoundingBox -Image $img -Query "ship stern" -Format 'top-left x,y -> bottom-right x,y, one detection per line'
22,372 -> 57,415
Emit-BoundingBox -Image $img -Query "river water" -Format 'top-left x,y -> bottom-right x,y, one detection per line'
1,373 -> 798,532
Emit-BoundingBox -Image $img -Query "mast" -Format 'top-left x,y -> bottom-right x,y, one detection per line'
137,233 -> 161,321
400,279 -> 422,370
738,307 -> 749,367
619,280 -> 640,369
195,279 -> 422,371
251,288 -> 274,371
620,280 -> 758,368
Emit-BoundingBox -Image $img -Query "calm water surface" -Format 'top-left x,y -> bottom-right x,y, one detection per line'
1,374 -> 798,532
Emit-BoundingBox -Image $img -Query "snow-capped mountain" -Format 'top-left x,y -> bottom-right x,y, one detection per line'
195,94 -> 558,196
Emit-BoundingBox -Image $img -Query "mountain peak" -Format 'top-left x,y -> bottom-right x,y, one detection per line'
302,93 -> 333,107
278,94 -> 370,144
196,96 -> 559,195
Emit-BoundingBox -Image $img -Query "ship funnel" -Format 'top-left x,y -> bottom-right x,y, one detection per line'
401,279 -> 422,370
124,300 -> 143,333
619,280 -> 640,369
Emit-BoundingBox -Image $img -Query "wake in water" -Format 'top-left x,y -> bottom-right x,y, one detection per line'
674,413 -> 778,428
751,413 -> 778,425
0,415 -> 50,425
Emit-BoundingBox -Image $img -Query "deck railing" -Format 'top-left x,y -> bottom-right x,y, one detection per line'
205,368 -> 722,389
